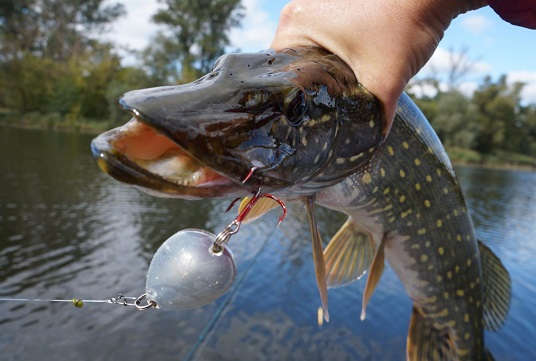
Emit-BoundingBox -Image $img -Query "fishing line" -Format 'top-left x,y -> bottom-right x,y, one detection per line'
0,295 -> 154,309
0,298 -> 107,304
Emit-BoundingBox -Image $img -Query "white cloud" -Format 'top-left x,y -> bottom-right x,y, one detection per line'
507,71 -> 536,104
460,15 -> 492,34
458,81 -> 479,97
418,47 -> 492,77
97,0 -> 163,64
97,0 -> 275,64
410,71 -> 536,104
408,83 -> 439,98
228,0 -> 277,52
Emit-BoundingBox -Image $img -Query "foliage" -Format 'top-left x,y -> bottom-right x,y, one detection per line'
0,0 -> 149,126
414,90 -> 479,149
144,0 -> 244,83
1,0 -> 535,170
409,75 -> 536,164
0,45 -> 153,124
0,0 -> 245,129
0,0 -> 125,61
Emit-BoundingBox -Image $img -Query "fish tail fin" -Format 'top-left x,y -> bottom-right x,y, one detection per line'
478,240 -> 511,331
406,306 -> 456,361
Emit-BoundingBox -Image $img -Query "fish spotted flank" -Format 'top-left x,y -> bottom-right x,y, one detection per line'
317,93 -> 509,360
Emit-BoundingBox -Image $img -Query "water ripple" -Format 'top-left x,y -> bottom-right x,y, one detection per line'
1,128 -> 535,360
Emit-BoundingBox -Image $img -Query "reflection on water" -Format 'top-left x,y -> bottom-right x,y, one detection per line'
1,127 -> 535,360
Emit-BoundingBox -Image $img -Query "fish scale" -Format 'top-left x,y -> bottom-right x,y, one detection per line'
318,93 -> 485,360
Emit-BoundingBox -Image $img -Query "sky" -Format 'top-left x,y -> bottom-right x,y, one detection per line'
101,0 -> 536,103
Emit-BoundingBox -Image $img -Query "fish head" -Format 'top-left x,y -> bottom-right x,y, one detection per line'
90,47 -> 385,199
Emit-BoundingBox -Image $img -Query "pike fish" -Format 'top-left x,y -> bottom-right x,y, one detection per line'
91,47 -> 510,361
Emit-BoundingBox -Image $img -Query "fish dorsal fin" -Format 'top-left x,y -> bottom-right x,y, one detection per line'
478,240 -> 511,331
360,233 -> 386,320
407,306 -> 456,361
238,196 -> 279,224
324,217 -> 375,288
304,196 -> 329,322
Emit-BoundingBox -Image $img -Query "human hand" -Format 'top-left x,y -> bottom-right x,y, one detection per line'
271,0 -> 487,134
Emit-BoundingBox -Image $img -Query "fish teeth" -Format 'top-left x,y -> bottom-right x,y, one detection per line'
134,151 -> 206,187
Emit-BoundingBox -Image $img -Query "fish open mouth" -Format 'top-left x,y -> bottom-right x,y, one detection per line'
90,117 -> 243,199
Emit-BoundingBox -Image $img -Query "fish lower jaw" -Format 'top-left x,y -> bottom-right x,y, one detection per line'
91,117 -> 241,198
112,117 -> 236,188
160,170 -> 235,188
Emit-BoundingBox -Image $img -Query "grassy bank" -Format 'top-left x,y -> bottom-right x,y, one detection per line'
0,110 -> 115,135
446,147 -> 536,171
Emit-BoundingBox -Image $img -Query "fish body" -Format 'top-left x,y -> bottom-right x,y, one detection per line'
91,47 -> 510,361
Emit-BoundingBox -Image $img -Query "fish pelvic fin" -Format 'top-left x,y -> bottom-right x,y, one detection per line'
406,306 -> 456,361
237,196 -> 280,224
304,196 -> 329,322
324,217 -> 375,288
360,232 -> 386,321
479,240 -> 512,331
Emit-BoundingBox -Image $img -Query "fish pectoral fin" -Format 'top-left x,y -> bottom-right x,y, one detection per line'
479,240 -> 512,331
406,306 -> 456,361
238,196 -> 280,224
360,232 -> 386,321
305,196 -> 329,323
324,217 -> 374,288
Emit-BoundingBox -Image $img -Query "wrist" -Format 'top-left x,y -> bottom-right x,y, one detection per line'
350,0 -> 489,124
418,0 -> 489,23
410,0 -> 488,29
459,0 -> 489,13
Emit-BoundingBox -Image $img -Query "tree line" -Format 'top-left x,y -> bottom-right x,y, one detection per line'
1,0 -> 535,165
408,75 -> 536,165
0,0 -> 242,127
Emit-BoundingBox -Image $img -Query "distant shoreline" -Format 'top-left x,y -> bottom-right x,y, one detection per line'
453,161 -> 536,172
0,113 -> 113,135
1,119 -> 535,172
445,146 -> 536,172
0,119 -> 107,135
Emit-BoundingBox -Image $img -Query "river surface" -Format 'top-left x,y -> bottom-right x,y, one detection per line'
1,126 -> 535,360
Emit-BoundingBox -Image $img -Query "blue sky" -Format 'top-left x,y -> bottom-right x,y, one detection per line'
443,6 -> 535,76
103,0 -> 536,103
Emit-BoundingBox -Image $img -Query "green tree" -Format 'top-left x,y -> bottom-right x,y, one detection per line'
0,0 -> 39,61
144,0 -> 244,83
0,0 -> 133,121
0,0 -> 125,61
431,91 -> 479,149
471,75 -> 524,154
522,105 -> 536,155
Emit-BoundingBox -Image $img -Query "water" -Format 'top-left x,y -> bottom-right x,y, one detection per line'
1,126 -> 535,360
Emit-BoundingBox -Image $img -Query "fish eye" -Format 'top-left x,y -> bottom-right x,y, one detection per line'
285,90 -> 307,126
